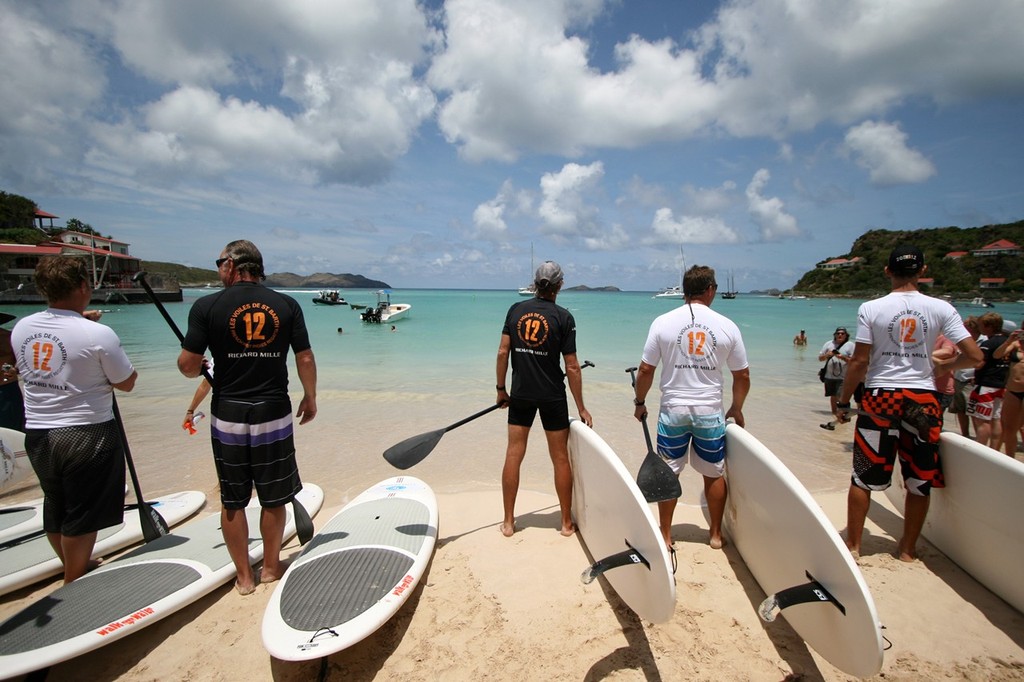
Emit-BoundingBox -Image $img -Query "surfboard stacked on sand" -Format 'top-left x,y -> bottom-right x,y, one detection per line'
885,431 -> 1024,614
0,483 -> 323,678
262,475 -> 438,661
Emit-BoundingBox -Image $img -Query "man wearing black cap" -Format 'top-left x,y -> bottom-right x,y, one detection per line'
836,245 -> 981,562
496,260 -> 592,538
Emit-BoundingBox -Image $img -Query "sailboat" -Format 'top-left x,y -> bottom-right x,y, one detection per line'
721,271 -> 738,299
654,245 -> 685,299
518,242 -> 536,296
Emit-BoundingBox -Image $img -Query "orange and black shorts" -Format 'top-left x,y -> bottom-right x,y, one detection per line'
851,387 -> 945,496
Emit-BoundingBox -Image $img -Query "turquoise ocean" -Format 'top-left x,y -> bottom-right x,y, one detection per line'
3,289 -> 1020,509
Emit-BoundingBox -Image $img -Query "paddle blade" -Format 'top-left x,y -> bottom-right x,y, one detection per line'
383,429 -> 446,470
636,452 -> 682,503
292,498 -> 314,545
139,501 -> 170,542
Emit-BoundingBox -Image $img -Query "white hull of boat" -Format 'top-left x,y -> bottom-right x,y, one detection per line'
381,304 -> 411,322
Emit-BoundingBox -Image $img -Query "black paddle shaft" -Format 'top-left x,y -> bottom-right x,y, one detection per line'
132,271 -> 213,384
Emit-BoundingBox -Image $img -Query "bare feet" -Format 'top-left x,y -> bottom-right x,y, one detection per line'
499,521 -> 516,537
234,569 -> 260,595
896,540 -> 918,562
260,566 -> 285,583
559,523 -> 576,537
709,535 -> 725,550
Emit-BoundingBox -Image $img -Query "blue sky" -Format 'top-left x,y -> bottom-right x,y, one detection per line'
2,0 -> 1022,291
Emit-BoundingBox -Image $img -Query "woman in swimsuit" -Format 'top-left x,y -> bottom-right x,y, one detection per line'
994,328 -> 1024,457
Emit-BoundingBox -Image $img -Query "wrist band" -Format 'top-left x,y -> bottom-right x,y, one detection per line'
837,402 -> 850,409
633,398 -> 645,406
186,410 -> 194,414
496,385 -> 506,391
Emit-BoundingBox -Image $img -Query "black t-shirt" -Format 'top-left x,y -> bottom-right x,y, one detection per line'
976,334 -> 1010,388
501,297 -> 577,401
182,282 -> 311,401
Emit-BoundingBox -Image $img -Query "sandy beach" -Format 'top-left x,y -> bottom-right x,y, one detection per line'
2,384 -> 1024,681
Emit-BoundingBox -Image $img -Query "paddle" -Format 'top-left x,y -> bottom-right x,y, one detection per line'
112,395 -> 169,542
626,367 -> 683,503
131,271 -> 314,546
384,403 -> 502,470
383,360 -> 596,470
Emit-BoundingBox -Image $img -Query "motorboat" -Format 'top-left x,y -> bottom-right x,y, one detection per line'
959,296 -> 995,308
312,290 -> 347,305
360,290 -> 411,323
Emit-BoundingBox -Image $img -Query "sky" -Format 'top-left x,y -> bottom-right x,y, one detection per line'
2,0 -> 1023,292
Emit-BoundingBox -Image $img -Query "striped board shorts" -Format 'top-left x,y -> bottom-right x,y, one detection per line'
656,405 -> 726,478
211,398 -> 302,510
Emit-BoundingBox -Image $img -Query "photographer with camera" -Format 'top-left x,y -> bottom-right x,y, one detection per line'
818,327 -> 854,429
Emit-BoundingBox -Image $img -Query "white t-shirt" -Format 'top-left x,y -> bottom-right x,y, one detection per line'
11,309 -> 135,428
819,340 -> 855,380
855,291 -> 970,390
641,301 -> 749,409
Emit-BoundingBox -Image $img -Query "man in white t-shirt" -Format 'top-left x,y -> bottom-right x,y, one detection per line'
11,257 -> 137,583
836,245 -> 981,562
632,265 -> 750,552
818,326 -> 854,429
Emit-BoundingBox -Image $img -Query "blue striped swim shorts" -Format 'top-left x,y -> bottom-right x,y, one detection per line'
656,406 -> 727,477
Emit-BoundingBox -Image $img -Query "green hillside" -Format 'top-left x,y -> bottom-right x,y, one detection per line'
794,220 -> 1024,298
140,261 -> 219,286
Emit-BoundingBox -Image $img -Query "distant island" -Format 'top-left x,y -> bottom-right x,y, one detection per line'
565,285 -> 621,292
142,261 -> 389,289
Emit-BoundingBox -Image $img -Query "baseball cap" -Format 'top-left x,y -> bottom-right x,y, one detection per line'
888,245 -> 924,275
1004,320 -> 1018,333
534,261 -> 564,287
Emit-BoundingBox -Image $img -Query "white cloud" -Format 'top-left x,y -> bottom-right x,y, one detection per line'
649,209 -> 740,245
746,169 -> 800,240
842,120 -> 936,186
538,162 -> 605,235
682,181 -> 738,215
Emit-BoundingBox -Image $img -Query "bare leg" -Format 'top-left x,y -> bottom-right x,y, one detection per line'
221,507 -> 257,594
59,531 -> 99,583
657,497 -> 678,549
956,410 -> 969,437
845,484 -> 871,557
500,424 -> 529,537
543,427 -> 574,536
1001,394 -> 1022,457
703,475 -> 727,549
259,505 -> 288,582
897,493 -> 931,561
972,416 -> 991,449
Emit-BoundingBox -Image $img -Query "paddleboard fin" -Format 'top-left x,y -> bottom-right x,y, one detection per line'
758,571 -> 846,622
580,540 -> 651,584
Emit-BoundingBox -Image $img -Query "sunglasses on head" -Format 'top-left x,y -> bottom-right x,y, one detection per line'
216,257 -> 230,267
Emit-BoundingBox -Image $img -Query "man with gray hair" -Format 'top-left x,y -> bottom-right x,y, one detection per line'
178,240 -> 317,594
496,260 -> 592,538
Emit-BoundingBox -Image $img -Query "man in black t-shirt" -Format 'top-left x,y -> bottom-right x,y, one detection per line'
496,261 -> 592,538
178,239 -> 318,595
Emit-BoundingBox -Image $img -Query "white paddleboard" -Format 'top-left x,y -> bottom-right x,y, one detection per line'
0,496 -> 44,544
722,424 -> 883,678
884,431 -> 1024,613
0,426 -> 29,491
568,419 -> 676,624
262,476 -> 437,661
0,490 -> 207,596
0,483 -> 324,678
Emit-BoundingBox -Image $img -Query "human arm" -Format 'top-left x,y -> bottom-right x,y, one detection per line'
183,379 -> 212,430
177,349 -> 206,378
294,349 -> 317,425
111,370 -> 137,392
836,342 -> 871,421
993,331 -> 1021,361
725,367 -> 750,427
563,352 -> 592,427
495,333 -> 511,407
632,361 -> 656,421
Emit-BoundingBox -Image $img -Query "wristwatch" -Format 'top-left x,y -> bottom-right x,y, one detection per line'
837,402 -> 851,409
633,398 -> 645,406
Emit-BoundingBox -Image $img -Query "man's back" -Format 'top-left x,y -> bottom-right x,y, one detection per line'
503,297 -> 575,401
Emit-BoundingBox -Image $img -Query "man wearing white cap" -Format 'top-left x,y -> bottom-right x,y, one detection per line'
496,260 -> 592,537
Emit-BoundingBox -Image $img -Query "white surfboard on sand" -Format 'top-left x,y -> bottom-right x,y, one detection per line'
0,484 -> 323,679
568,419 -> 676,624
262,476 -> 437,661
0,426 -> 29,492
723,424 -> 883,678
0,490 -> 207,596
0,496 -> 44,544
885,431 -> 1024,613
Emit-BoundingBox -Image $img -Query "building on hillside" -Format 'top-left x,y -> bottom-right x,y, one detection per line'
979,278 -> 1006,290
918,277 -> 934,288
972,240 -> 1021,257
944,250 -> 968,260
818,256 -> 864,270
0,221 -> 181,304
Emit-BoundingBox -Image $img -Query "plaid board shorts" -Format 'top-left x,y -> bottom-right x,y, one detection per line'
851,387 -> 944,496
